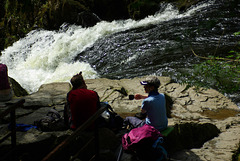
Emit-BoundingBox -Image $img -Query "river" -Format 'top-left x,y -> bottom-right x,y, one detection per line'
0,0 -> 239,106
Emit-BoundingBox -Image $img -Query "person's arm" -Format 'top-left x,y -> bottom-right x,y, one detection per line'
140,99 -> 148,114
134,94 -> 148,100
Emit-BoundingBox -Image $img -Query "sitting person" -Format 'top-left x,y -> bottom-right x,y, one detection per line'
65,71 -> 100,130
0,63 -> 12,102
125,76 -> 168,131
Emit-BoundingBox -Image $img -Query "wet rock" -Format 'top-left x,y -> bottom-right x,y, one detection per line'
23,82 -> 71,108
9,77 -> 28,97
77,11 -> 101,28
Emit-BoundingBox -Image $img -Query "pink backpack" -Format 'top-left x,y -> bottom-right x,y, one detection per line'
122,124 -> 163,151
0,64 -> 10,90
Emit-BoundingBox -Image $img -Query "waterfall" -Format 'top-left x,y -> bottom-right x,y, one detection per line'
0,1 -> 216,93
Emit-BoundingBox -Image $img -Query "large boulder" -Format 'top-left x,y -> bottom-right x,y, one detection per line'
23,82 -> 71,108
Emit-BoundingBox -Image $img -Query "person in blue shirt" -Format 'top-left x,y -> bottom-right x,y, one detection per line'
125,76 -> 168,131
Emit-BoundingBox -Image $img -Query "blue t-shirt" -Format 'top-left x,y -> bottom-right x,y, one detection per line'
141,91 -> 168,131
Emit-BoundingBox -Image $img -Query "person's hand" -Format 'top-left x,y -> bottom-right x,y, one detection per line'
134,94 -> 147,100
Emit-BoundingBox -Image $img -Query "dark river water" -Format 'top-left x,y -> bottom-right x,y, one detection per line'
79,0 -> 239,79
76,0 -> 240,106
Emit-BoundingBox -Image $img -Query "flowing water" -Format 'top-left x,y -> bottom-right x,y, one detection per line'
0,0 -> 239,106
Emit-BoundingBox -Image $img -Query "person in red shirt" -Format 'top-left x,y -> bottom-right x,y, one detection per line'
66,72 -> 100,130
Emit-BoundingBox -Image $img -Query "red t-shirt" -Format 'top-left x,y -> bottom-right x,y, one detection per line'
68,88 -> 99,130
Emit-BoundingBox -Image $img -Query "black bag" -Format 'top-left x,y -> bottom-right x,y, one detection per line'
99,102 -> 124,132
34,108 -> 65,131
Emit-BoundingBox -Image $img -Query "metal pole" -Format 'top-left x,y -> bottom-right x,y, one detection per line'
10,109 -> 16,161
94,121 -> 99,161
116,146 -> 123,161
10,110 -> 16,148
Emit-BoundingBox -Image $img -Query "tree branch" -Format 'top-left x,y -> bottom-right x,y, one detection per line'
191,48 -> 240,63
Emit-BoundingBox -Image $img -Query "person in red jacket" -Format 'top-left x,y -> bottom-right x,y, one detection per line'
0,63 -> 12,102
66,72 -> 100,130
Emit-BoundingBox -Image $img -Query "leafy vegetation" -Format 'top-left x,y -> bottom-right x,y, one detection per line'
183,32 -> 240,94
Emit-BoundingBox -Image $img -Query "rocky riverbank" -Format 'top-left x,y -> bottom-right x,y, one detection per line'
0,76 -> 240,161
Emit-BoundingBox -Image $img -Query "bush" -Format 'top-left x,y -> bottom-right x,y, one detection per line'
184,32 -> 240,94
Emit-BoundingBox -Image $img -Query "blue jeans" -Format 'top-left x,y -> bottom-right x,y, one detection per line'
124,116 -> 146,128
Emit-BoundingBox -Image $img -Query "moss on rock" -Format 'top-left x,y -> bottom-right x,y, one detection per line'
9,77 -> 28,97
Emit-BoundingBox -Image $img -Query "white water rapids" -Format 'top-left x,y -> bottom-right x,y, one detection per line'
0,2 -> 213,93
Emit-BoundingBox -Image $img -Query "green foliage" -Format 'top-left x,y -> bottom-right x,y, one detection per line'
193,59 -> 239,93
184,32 -> 240,94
